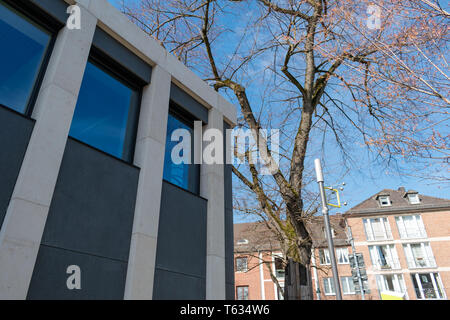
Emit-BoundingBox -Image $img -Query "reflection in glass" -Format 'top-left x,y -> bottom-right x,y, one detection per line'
69,61 -> 138,160
0,2 -> 51,113
163,113 -> 192,191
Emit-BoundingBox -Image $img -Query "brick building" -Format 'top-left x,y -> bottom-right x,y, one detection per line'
344,187 -> 450,300
234,187 -> 450,300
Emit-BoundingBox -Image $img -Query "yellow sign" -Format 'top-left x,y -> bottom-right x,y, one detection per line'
325,187 -> 341,208
380,291 -> 405,300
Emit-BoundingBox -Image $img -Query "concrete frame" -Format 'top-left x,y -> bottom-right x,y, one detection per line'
0,0 -> 236,299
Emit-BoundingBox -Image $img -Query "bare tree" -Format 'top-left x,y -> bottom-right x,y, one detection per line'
121,0 -> 449,299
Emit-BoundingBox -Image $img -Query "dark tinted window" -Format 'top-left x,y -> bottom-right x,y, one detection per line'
69,61 -> 140,161
0,1 -> 51,114
163,110 -> 200,194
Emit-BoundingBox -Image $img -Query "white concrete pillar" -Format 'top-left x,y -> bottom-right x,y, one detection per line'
201,107 -> 226,299
124,65 -> 171,300
0,6 -> 97,299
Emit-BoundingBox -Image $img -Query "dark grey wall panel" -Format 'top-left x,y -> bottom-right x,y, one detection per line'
27,245 -> 128,300
0,107 -> 34,229
40,138 -> 139,261
170,84 -> 208,124
92,28 -> 152,85
153,181 -> 207,299
29,0 -> 67,25
28,138 -> 139,299
224,122 -> 235,300
153,268 -> 206,300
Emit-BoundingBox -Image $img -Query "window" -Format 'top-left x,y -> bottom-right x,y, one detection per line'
407,193 -> 420,204
341,277 -> 356,294
322,227 -> 336,238
236,286 -> 249,300
319,249 -> 331,265
69,60 -> 141,162
236,239 -> 249,245
369,244 -> 400,270
336,248 -> 349,264
411,273 -> 446,299
376,274 -> 407,297
395,215 -> 427,239
274,255 -> 285,279
163,109 -> 200,194
276,283 -> 284,300
363,217 -> 393,241
323,278 -> 335,295
235,257 -> 248,272
0,1 -> 52,114
379,196 -> 391,207
403,242 -> 436,268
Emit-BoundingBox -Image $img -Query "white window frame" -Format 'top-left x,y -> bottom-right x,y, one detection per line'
323,278 -> 335,296
272,253 -> 285,279
379,196 -> 391,207
369,244 -> 401,270
412,272 -> 446,300
319,249 -> 331,265
236,239 -> 249,245
395,215 -> 427,239
341,277 -> 356,295
407,193 -> 420,204
236,257 -> 248,272
336,248 -> 349,264
236,286 -> 249,300
403,242 -> 436,269
376,274 -> 407,297
363,217 -> 393,241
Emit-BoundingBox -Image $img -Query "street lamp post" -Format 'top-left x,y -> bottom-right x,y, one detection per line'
314,158 -> 342,300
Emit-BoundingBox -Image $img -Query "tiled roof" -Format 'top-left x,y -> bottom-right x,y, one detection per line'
345,187 -> 450,216
234,215 -> 349,253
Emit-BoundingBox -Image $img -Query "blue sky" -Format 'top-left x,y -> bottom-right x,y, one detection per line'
107,0 -> 449,222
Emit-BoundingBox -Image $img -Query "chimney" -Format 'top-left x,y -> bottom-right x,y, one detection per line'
398,186 -> 406,192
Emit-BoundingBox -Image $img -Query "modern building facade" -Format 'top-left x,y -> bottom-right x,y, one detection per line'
0,0 -> 236,299
234,188 -> 450,300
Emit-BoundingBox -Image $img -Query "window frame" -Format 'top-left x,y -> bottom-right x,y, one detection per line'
379,195 -> 391,207
162,104 -> 201,195
341,276 -> 356,295
0,0 -> 60,117
336,247 -> 349,264
319,248 -> 331,265
323,277 -> 335,296
69,51 -> 143,163
235,256 -> 248,273
236,286 -> 249,300
407,193 -> 420,204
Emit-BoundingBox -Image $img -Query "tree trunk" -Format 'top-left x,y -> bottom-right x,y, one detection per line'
284,258 -> 313,300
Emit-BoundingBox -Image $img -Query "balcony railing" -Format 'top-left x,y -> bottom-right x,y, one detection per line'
415,287 -> 445,300
373,258 -> 401,271
407,257 -> 436,269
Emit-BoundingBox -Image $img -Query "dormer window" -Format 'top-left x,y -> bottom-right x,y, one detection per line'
323,227 -> 336,239
407,193 -> 420,204
379,196 -> 391,207
236,239 -> 249,245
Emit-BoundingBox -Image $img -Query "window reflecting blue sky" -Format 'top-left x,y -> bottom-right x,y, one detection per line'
69,61 -> 134,159
163,113 -> 192,191
0,2 -> 51,113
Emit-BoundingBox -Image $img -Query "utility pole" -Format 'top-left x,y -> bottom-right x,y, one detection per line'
346,223 -> 366,300
314,159 -> 342,300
